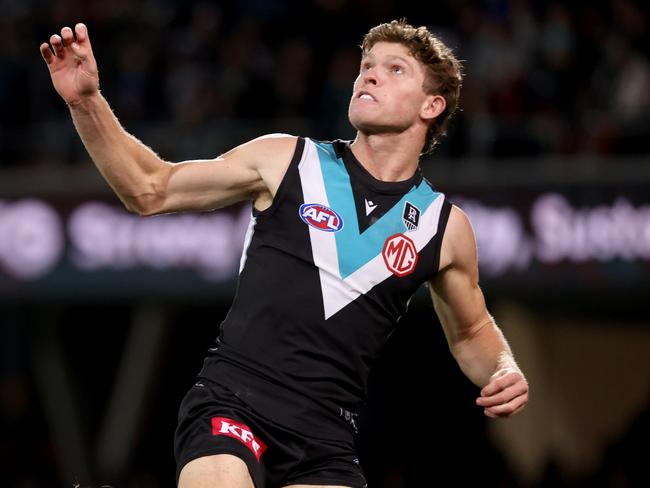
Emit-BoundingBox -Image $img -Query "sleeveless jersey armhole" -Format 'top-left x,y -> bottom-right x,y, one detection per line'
432,197 -> 453,274
252,136 -> 305,220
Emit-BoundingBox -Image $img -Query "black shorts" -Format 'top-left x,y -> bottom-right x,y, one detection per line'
174,378 -> 367,488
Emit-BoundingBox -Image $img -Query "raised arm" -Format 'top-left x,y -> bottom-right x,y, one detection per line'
40,23 -> 296,216
429,205 -> 528,418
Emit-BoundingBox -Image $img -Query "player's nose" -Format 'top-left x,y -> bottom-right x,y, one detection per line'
361,66 -> 379,85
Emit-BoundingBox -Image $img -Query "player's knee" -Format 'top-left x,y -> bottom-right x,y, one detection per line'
178,454 -> 254,488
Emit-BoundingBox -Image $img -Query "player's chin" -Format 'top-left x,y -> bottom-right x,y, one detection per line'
349,105 -> 379,126
348,114 -> 388,135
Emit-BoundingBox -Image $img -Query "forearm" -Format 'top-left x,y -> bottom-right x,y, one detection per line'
69,92 -> 168,213
451,318 -> 519,388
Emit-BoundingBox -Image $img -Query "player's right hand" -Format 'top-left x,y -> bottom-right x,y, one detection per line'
40,23 -> 99,106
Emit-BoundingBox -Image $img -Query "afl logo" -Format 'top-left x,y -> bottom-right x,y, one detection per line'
299,203 -> 344,232
382,233 -> 418,277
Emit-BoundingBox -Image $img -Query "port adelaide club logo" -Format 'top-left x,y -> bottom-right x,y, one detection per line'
403,201 -> 420,231
299,203 -> 344,232
382,202 -> 421,276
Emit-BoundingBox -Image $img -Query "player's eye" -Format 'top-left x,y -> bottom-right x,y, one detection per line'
391,65 -> 404,74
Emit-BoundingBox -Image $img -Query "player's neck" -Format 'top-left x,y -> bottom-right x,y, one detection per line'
349,131 -> 422,182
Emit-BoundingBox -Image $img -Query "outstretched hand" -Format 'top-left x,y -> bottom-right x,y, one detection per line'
39,23 -> 99,105
476,369 -> 528,418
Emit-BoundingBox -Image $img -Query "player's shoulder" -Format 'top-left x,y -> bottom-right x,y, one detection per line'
445,204 -> 476,243
229,133 -> 300,170
247,133 -> 300,154
251,132 -> 299,144
437,203 -> 478,271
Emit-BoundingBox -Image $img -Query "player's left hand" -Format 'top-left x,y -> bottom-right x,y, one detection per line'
475,369 -> 528,418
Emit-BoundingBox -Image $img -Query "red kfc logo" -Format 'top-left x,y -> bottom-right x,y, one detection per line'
382,233 -> 419,277
211,417 -> 268,461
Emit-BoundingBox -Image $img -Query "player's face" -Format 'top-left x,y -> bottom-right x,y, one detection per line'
348,42 -> 431,135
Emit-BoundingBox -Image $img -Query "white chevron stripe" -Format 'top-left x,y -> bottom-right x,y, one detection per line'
238,212 -> 257,274
298,139 -> 343,304
299,138 -> 446,319
328,193 -> 445,317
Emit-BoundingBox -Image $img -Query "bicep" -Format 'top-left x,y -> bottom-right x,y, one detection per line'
145,134 -> 296,215
161,153 -> 262,214
429,206 -> 491,346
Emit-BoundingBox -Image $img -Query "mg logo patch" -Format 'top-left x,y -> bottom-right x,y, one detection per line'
403,202 -> 420,231
299,203 -> 344,232
211,417 -> 268,461
382,233 -> 419,277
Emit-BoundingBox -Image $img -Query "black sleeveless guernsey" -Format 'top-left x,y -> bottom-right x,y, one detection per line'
200,137 -> 452,439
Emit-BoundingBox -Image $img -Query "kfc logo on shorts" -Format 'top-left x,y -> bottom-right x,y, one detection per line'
211,417 -> 268,461
299,203 -> 344,232
382,233 -> 419,277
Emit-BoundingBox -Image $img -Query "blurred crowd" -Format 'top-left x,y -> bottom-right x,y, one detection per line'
1,0 -> 649,167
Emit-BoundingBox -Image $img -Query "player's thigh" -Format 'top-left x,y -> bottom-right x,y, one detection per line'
178,453 -> 255,488
283,485 -> 352,488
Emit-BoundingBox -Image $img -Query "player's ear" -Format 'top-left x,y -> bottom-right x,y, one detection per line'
421,95 -> 446,121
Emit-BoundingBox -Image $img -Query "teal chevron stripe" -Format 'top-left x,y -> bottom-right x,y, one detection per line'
313,141 -> 440,279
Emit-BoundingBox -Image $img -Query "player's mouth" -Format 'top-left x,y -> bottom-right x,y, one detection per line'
356,90 -> 377,102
